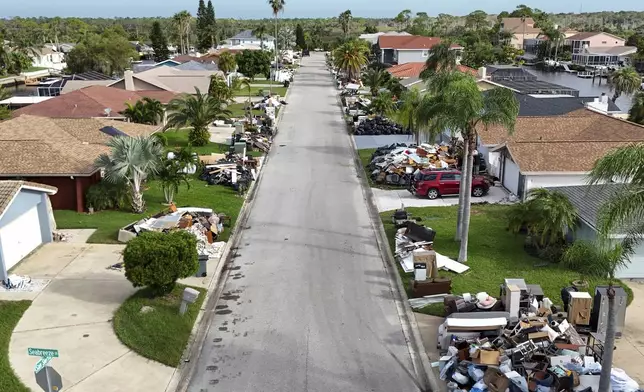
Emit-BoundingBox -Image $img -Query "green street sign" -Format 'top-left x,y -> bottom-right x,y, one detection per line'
34,356 -> 52,374
28,348 -> 59,358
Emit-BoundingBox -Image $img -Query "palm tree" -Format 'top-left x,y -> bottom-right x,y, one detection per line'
333,39 -> 369,80
142,97 -> 164,125
268,0 -> 286,80
562,239 -> 633,392
217,51 -> 237,79
363,67 -> 387,97
173,11 -> 192,54
368,91 -> 394,116
157,158 -> 190,204
608,67 -> 641,103
239,78 -> 253,119
338,10 -> 353,38
252,24 -> 269,50
417,71 -> 519,262
165,87 -> 232,146
123,98 -> 164,125
208,75 -> 234,103
392,89 -> 423,145
0,87 -> 10,120
419,41 -> 458,80
628,91 -> 644,125
95,136 -> 164,213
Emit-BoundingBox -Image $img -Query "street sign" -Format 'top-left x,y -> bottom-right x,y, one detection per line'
35,365 -> 63,392
28,348 -> 59,358
34,356 -> 52,373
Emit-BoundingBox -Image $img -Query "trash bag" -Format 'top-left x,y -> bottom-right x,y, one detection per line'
611,368 -> 640,392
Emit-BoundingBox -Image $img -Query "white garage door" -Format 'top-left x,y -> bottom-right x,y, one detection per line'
0,206 -> 43,271
503,157 -> 520,195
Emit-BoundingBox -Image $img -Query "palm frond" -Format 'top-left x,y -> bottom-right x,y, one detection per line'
588,143 -> 644,185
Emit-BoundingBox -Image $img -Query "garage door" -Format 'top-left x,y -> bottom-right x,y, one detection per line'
503,157 -> 520,195
0,206 -> 43,271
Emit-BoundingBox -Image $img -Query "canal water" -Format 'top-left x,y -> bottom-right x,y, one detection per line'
526,68 -> 633,112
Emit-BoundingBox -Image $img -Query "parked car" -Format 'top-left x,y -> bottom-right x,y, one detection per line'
409,169 -> 491,199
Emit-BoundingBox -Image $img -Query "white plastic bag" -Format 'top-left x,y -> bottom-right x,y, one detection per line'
611,368 -> 640,392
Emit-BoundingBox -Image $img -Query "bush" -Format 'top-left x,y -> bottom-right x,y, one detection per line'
188,128 -> 210,146
86,180 -> 130,211
562,241 -> 612,277
123,231 -> 199,295
153,133 -> 168,147
256,89 -> 265,97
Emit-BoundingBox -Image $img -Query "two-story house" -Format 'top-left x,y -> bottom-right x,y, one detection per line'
30,47 -> 66,71
376,35 -> 463,65
226,30 -> 275,50
566,32 -> 636,67
499,17 -> 542,49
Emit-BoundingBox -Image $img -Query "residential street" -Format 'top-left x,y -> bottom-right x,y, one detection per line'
187,53 -> 420,391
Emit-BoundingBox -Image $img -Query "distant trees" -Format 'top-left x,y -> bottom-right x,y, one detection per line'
235,50 -> 271,81
66,30 -> 138,75
338,10 -> 353,38
150,22 -> 170,62
252,24 -> 269,50
364,24 -> 378,34
393,9 -> 412,31
465,10 -> 490,30
295,24 -> 306,50
173,11 -> 193,54
196,0 -> 217,52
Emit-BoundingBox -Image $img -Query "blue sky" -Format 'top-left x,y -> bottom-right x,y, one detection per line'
2,0 -> 643,19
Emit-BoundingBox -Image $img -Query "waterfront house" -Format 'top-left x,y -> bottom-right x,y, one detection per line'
375,35 -> 463,65
566,32 -> 636,66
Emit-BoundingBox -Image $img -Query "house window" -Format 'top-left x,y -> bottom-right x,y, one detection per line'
602,41 -> 607,44
422,50 -> 428,57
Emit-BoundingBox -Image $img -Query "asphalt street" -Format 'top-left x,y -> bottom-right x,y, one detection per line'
187,53 -> 420,392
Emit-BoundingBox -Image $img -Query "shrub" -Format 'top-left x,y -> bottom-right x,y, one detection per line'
86,180 -> 130,211
188,128 -> 210,146
256,89 -> 265,97
123,231 -> 199,295
153,132 -> 168,147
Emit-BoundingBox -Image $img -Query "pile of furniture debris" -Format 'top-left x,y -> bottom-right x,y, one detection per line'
118,206 -> 229,259
354,116 -> 409,135
198,153 -> 260,194
367,143 -> 457,186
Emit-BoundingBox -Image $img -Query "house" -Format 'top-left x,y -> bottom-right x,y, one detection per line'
480,65 -> 580,97
0,181 -> 57,281
226,30 -> 274,50
499,17 -> 542,49
173,60 -> 219,72
43,42 -> 75,53
359,31 -> 411,46
130,41 -> 154,59
12,86 -> 176,119
386,62 -> 478,93
108,67 -> 223,94
523,29 -> 579,54
477,108 -> 644,198
32,70 -> 116,97
30,47 -> 66,71
547,184 -> 644,278
566,32 -> 636,66
376,35 -> 463,65
0,115 -> 160,212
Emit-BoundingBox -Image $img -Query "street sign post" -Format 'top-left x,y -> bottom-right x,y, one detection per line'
34,356 -> 52,374
28,348 -> 59,358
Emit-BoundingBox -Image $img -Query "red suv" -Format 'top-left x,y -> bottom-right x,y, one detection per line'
409,169 -> 491,199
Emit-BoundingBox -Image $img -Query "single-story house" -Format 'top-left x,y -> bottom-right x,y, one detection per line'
359,31 -> 411,46
386,62 -> 478,93
547,184 -> 644,279
0,115 -> 160,212
12,86 -> 176,119
478,108 -> 644,198
376,35 -> 463,65
108,67 -> 223,94
0,181 -> 57,281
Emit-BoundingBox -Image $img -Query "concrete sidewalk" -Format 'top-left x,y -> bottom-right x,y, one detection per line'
372,185 -> 510,212
614,280 -> 644,384
7,243 -> 183,392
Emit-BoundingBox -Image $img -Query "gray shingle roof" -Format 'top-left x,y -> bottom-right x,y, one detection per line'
514,93 -> 621,116
230,29 -> 274,40
174,60 -> 219,71
545,184 -> 626,230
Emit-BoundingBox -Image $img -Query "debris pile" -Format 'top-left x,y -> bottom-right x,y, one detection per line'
1,274 -> 49,292
198,152 -> 259,194
354,116 -> 409,135
367,143 -> 457,186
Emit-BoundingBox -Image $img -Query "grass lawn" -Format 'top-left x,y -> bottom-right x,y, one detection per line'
24,66 -> 48,72
226,102 -> 279,118
164,129 -> 263,157
113,284 -> 206,367
380,205 -> 634,316
249,80 -> 283,86
0,301 -> 31,392
234,86 -> 287,97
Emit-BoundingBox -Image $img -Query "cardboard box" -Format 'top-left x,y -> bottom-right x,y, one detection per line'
484,369 -> 509,392
479,349 -> 500,365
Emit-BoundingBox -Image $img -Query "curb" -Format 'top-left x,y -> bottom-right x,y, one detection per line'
337,90 -> 439,391
168,83 -> 293,392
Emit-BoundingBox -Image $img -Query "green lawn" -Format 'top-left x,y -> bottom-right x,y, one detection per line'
24,66 -> 48,72
249,80 -> 283,86
226,102 -> 279,118
380,205 -> 633,316
0,301 -> 31,392
234,86 -> 287,97
164,129 -> 263,157
113,284 -> 206,367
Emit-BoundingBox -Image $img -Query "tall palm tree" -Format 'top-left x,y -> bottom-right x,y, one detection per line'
165,87 -> 232,146
268,0 -> 286,81
628,91 -> 644,125
95,136 -> 164,213
333,39 -> 368,80
608,67 -> 641,103
419,41 -> 457,80
363,67 -> 387,97
173,11 -> 192,54
392,88 -> 423,145
417,71 -> 519,262
338,10 -> 353,38
252,24 -> 269,50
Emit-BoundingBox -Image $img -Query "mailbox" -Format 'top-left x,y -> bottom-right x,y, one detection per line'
183,287 -> 200,304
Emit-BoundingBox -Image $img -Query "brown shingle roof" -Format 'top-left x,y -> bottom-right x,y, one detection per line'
0,180 -> 57,217
0,115 -> 159,176
501,17 -> 542,34
378,35 -> 456,50
484,109 -> 644,173
387,62 -> 478,78
566,31 -> 625,41
12,86 -> 176,119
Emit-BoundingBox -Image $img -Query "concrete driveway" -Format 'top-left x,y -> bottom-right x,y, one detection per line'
614,280 -> 644,384
8,243 -> 175,392
186,53 -> 421,391
372,185 -> 510,212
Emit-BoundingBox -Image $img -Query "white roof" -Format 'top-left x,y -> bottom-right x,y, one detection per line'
0,96 -> 53,105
